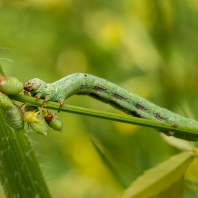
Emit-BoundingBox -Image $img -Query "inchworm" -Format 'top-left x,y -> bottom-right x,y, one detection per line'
24,73 -> 198,141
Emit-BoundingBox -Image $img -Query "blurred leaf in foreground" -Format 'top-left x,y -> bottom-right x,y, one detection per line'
184,156 -> 198,198
122,151 -> 195,198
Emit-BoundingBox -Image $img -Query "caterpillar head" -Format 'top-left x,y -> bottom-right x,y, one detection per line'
24,78 -> 43,91
24,78 -> 47,97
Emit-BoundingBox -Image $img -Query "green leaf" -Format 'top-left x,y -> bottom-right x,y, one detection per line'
161,134 -> 195,151
122,152 -> 195,198
184,156 -> 198,197
90,137 -> 125,189
154,176 -> 184,198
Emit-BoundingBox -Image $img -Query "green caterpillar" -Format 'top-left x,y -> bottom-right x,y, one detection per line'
24,73 -> 198,141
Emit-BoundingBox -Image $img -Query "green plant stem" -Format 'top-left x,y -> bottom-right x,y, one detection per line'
0,110 -> 51,197
9,94 -> 198,137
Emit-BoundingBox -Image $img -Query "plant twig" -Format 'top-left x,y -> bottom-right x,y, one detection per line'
9,94 -> 198,137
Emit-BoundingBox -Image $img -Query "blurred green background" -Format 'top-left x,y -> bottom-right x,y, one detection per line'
1,0 -> 198,197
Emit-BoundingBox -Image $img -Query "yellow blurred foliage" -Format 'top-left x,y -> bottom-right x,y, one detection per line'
56,49 -> 88,76
83,11 -> 123,49
185,156 -> 198,183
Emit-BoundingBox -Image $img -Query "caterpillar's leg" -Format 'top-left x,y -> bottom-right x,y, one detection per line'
57,96 -> 65,112
55,93 -> 66,108
41,98 -> 48,109
20,103 -> 26,113
35,93 -> 42,100
58,100 -> 64,108
168,131 -> 175,136
41,95 -> 51,109
171,123 -> 178,128
24,91 -> 29,96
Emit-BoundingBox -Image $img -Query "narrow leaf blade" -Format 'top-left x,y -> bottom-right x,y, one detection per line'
154,176 -> 184,198
161,134 -> 194,151
184,156 -> 198,197
122,152 -> 194,198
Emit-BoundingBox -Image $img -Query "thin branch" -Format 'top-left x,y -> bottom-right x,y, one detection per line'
9,94 -> 198,137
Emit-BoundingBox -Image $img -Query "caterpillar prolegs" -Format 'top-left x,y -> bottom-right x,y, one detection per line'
24,73 -> 198,141
0,73 -> 62,135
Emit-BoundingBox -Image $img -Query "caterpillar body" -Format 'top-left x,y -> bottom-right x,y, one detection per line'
4,104 -> 24,131
24,73 -> 198,141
